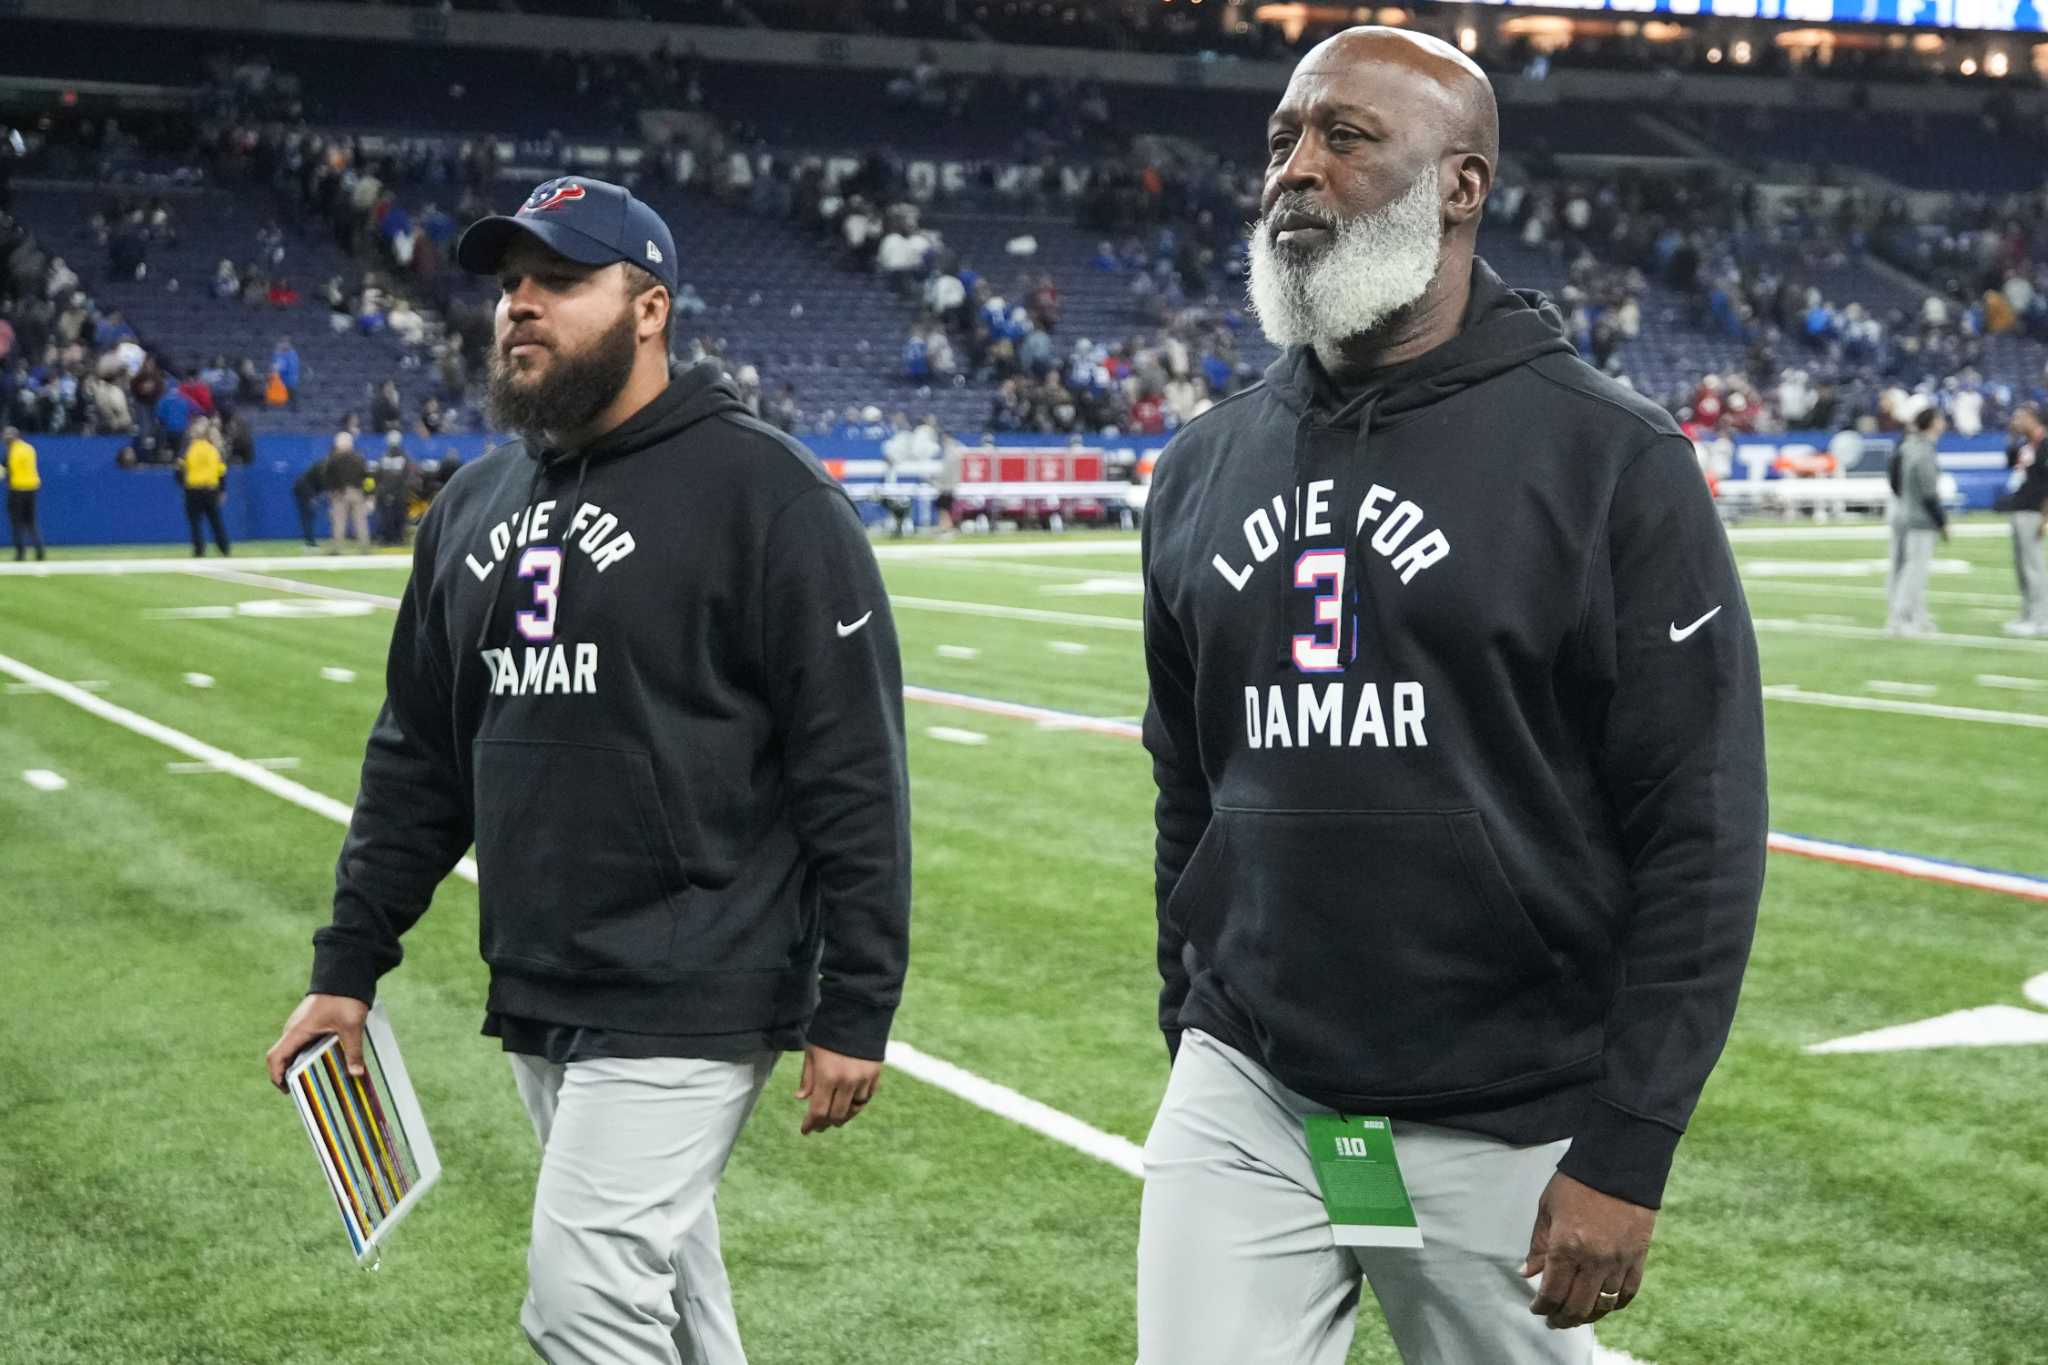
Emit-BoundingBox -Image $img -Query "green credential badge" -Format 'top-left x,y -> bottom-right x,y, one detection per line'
1303,1114 -> 1424,1249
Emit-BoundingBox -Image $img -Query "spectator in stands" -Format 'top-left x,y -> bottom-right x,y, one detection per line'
176,416 -> 231,558
155,383 -> 194,444
5,424 -> 45,562
212,259 -> 241,301
325,275 -> 353,334
235,358 -> 265,407
417,396 -> 449,438
324,427 -> 370,553
1998,404 -> 2048,637
220,407 -> 255,466
1887,407 -> 1947,636
370,380 -> 403,434
388,297 -> 425,348
766,383 -> 801,434
270,337 -> 300,403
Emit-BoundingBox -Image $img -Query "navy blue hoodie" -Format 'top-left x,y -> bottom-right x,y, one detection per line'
1142,260 -> 1766,1208
310,363 -> 911,1062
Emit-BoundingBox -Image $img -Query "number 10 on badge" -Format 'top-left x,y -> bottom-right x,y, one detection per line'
1303,1114 -> 1424,1249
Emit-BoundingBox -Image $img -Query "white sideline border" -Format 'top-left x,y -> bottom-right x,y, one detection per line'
1,647 -> 1651,1363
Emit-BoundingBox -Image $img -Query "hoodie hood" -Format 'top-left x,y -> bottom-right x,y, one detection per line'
477,361 -> 751,651
1259,257 -> 1577,669
1262,257 -> 1577,427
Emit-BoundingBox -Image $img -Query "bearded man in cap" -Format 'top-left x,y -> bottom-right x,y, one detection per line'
267,176 -> 912,1365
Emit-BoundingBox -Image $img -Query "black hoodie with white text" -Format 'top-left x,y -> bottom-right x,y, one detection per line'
1142,260 -> 1766,1208
309,363 -> 911,1062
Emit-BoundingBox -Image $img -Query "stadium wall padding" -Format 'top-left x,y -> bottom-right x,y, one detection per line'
9,431 -> 2014,547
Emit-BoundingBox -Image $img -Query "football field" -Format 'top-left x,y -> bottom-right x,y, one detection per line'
2,521 -> 2045,1364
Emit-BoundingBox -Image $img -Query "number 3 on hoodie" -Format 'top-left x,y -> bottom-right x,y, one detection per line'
516,547 -> 563,643
1292,550 -> 1347,674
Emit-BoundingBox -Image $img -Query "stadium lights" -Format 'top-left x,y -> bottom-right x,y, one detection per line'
1959,56 -> 1978,74
1706,44 -> 1723,60
1732,39 -> 1752,62
1986,49 -> 2008,76
1458,25 -> 1478,49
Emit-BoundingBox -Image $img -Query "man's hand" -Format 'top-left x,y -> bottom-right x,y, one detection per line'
265,993 -> 370,1092
1521,1171 -> 1656,1330
795,1044 -> 882,1136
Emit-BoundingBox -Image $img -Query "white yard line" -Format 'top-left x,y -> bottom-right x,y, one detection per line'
22,769 -> 68,792
1979,674 -> 2048,692
1754,618 -> 2048,654
0,554 -> 400,576
885,1041 -> 1143,1177
904,686 -> 1144,739
1728,523 -> 2009,543
924,726 -> 990,746
897,556 -> 1142,582
1744,581 -> 2016,607
1863,681 -> 1938,697
872,538 -> 1139,562
200,566 -> 404,609
892,596 -> 1140,632
6,678 -> 107,695
1764,684 -> 2048,730
167,757 -> 302,774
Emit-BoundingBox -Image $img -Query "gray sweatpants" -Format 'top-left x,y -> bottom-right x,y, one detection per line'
1139,1030 -> 1591,1365
511,1051 -> 777,1365
2012,511 -> 2048,628
1887,524 -> 1939,633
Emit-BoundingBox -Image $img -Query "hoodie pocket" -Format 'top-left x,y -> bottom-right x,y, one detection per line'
473,739 -> 690,980
1200,806 -> 1568,1096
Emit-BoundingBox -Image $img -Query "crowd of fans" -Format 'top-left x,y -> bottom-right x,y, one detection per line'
1492,173 -> 2048,440
10,23 -> 2048,467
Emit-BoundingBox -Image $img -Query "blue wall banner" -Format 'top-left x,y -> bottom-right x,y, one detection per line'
0,429 -> 2009,547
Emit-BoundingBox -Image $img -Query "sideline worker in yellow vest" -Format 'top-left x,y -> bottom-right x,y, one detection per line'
5,425 -> 46,563
176,417 -> 232,558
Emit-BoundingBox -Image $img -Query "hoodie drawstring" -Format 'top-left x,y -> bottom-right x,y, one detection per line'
1338,392 -> 1382,668
1272,407 -> 1318,669
1272,392 -> 1381,671
474,450 -> 590,654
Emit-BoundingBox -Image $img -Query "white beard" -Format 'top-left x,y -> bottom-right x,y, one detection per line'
1247,166 -> 1445,349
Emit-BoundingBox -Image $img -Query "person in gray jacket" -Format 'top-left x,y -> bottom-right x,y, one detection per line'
1887,406 -> 1947,637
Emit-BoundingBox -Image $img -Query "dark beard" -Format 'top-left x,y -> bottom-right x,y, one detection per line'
486,310 -> 638,442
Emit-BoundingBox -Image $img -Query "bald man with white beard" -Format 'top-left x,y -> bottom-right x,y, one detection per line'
1136,28 -> 1767,1364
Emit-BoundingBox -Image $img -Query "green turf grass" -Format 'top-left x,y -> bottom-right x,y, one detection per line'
2,522 -> 2045,1363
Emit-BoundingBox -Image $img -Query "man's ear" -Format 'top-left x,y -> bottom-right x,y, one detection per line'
640,285 -> 670,345
1443,152 -> 1492,230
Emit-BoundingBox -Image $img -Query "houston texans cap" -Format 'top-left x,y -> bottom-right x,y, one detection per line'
456,176 -> 678,293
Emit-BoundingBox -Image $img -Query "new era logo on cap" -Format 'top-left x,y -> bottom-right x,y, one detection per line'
646,241 -> 663,264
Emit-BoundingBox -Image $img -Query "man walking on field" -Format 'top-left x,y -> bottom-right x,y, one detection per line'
1138,29 -> 1766,1364
267,177 -> 911,1365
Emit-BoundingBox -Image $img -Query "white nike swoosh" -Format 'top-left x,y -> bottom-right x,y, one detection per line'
835,611 -> 874,639
1669,605 -> 1723,643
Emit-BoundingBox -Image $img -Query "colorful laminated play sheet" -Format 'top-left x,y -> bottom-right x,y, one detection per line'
286,1001 -> 441,1262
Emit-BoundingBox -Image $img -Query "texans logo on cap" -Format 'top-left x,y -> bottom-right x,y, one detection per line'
519,180 -> 586,216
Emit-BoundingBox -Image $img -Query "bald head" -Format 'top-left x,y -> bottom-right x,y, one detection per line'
1294,26 -> 1498,166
